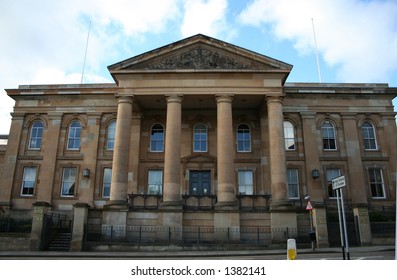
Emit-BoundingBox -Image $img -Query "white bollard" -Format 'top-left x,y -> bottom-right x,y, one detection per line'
287,238 -> 297,260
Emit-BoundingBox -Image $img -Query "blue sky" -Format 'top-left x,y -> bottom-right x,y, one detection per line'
1,0 -> 397,134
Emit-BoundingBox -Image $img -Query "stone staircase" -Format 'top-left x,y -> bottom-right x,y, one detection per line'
47,231 -> 71,251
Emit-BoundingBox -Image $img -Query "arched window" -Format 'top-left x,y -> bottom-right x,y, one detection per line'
321,121 -> 336,150
150,124 -> 164,152
106,120 -> 116,150
67,121 -> 82,150
237,124 -> 251,152
28,121 -> 44,150
193,123 -> 207,152
283,121 -> 295,150
361,121 -> 378,150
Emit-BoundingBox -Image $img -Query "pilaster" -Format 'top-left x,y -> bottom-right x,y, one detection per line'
36,113 -> 62,204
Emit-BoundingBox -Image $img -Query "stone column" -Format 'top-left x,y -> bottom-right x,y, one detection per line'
108,96 -> 134,207
266,94 -> 297,243
162,95 -> 183,206
266,95 -> 288,204
215,94 -> 236,207
214,94 -> 239,241
71,203 -> 89,251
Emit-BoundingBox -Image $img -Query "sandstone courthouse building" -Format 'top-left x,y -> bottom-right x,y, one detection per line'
0,34 -> 396,251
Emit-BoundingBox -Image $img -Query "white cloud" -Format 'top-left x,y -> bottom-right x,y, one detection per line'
181,0 -> 229,38
0,0 -> 182,134
239,0 -> 397,83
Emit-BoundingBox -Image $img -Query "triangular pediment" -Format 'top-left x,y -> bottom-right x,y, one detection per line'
181,153 -> 216,163
108,34 -> 292,72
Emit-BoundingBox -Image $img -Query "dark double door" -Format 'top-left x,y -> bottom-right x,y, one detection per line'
189,171 -> 211,195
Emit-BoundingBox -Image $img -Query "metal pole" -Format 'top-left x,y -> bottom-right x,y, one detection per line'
395,163 -> 397,260
336,189 -> 346,259
309,209 -> 315,251
340,189 -> 350,260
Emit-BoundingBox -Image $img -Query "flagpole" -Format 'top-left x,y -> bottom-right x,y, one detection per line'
311,18 -> 322,83
81,19 -> 91,84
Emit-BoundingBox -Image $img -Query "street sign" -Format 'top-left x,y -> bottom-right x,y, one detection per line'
306,200 -> 313,211
332,175 -> 346,190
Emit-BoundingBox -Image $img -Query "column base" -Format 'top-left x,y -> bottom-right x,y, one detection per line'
160,200 -> 183,211
270,204 -> 297,244
215,201 -> 239,211
269,201 -> 295,212
214,212 -> 240,242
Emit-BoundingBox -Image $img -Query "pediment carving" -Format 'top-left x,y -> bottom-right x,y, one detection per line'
145,47 -> 251,70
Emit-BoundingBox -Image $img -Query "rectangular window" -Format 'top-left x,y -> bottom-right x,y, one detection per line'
326,168 -> 341,198
287,168 -> 299,199
193,124 -> 207,152
61,167 -> 77,197
237,124 -> 251,152
102,168 -> 112,198
21,167 -> 37,196
238,170 -> 253,195
148,170 -> 163,195
283,121 -> 295,150
368,168 -> 385,198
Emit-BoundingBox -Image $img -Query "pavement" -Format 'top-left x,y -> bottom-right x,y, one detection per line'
0,245 -> 394,259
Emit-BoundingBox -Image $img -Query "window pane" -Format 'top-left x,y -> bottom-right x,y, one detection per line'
67,121 -> 81,150
238,170 -> 253,195
237,124 -> 251,152
193,124 -> 207,152
361,122 -> 377,150
107,121 -> 116,150
369,168 -> 385,198
284,121 -> 295,150
28,122 -> 43,149
61,167 -> 77,196
327,168 -> 341,197
322,122 -> 336,150
103,168 -> 112,198
148,170 -> 163,194
287,169 -> 299,199
150,124 -> 164,152
21,167 -> 37,196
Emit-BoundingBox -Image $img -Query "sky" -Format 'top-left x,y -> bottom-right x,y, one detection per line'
1,0 -> 397,134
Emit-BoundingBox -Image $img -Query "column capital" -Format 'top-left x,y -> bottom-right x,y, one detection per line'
265,94 -> 284,104
215,94 -> 234,104
116,95 -> 134,104
165,94 -> 183,103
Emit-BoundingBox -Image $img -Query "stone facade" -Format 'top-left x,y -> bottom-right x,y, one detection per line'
0,34 -> 396,249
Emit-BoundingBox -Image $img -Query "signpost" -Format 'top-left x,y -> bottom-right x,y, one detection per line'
332,175 -> 350,260
305,200 -> 315,250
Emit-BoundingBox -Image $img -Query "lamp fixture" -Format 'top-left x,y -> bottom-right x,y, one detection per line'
311,169 -> 320,179
82,168 -> 90,178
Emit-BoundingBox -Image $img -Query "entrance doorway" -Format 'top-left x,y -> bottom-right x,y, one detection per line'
189,171 -> 211,195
